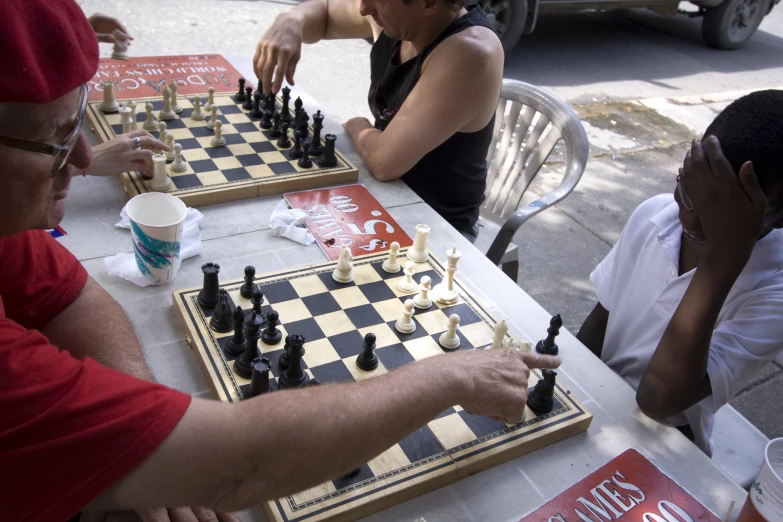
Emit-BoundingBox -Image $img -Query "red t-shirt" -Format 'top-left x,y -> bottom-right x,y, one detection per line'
0,230 -> 192,521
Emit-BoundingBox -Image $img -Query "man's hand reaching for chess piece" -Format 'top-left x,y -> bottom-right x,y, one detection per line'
89,13 -> 134,45
88,130 -> 169,177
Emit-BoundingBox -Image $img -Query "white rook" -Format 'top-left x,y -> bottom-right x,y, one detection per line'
99,80 -> 119,113
150,153 -> 173,192
119,106 -> 133,134
407,224 -> 430,263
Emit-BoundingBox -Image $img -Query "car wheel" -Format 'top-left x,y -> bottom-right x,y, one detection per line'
702,0 -> 769,49
478,0 -> 528,54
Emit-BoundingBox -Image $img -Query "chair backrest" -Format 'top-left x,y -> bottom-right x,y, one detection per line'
482,79 -> 589,224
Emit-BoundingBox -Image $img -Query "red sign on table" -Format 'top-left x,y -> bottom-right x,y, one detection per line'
88,54 -> 250,102
285,184 -> 413,261
520,449 -> 721,522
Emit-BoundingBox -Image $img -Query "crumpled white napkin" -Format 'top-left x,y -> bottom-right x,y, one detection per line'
103,203 -> 205,287
270,199 -> 315,245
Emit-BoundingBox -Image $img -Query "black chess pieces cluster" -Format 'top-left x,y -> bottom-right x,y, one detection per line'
298,143 -> 313,169
526,369 -> 557,414
277,123 -> 291,148
280,86 -> 293,123
269,113 -> 283,138
242,86 -> 254,111
309,110 -> 325,156
261,310 -> 282,345
288,130 -> 303,159
279,334 -> 292,371
224,306 -> 247,356
235,310 -> 264,378
278,334 -> 310,388
234,78 -> 247,102
317,134 -> 338,168
249,91 -> 264,118
240,266 -> 256,299
249,357 -> 272,397
198,262 -> 220,307
536,314 -> 562,356
356,333 -> 378,371
251,287 -> 265,317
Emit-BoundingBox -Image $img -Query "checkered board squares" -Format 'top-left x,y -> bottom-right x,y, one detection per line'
86,92 -> 358,207
173,249 -> 592,522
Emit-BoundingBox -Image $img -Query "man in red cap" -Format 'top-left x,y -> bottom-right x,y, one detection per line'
0,2 -> 559,521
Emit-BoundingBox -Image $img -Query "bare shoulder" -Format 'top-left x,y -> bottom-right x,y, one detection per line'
424,24 -> 503,72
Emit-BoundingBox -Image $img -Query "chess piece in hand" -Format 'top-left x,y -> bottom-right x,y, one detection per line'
88,130 -> 169,177
89,13 -> 134,44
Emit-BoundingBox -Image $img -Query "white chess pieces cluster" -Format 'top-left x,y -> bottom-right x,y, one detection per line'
395,299 -> 416,334
439,313 -> 461,350
169,80 -> 182,114
143,102 -> 157,131
413,275 -> 432,309
170,143 -> 188,173
99,80 -> 118,113
490,319 -> 508,350
159,86 -> 176,121
332,245 -> 354,283
382,241 -> 401,273
111,29 -> 130,60
407,224 -> 430,263
396,260 -> 418,293
150,153 -> 172,192
204,86 -> 215,112
433,247 -> 460,305
210,121 -> 226,147
191,96 -> 205,121
206,106 -> 219,130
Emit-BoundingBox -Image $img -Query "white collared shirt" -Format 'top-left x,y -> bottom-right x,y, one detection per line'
590,194 -> 783,455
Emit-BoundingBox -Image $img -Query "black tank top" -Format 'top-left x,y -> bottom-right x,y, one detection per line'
368,6 -> 498,232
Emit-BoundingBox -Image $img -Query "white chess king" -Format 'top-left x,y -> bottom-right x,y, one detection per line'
433,247 -> 461,305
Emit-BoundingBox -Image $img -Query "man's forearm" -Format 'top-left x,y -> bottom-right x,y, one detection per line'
344,118 -> 403,181
41,277 -> 154,382
637,253 -> 741,417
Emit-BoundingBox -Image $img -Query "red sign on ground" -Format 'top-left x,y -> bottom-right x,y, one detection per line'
285,184 -> 413,261
88,54 -> 251,102
520,449 -> 721,522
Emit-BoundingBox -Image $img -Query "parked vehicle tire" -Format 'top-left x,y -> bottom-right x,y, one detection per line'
702,0 -> 769,49
478,0 -> 528,53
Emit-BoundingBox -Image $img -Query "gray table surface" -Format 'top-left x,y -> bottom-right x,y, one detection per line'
69,58 -> 746,522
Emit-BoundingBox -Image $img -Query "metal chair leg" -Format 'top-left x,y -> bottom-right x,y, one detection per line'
501,259 -> 519,282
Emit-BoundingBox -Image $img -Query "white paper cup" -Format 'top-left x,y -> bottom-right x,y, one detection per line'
126,193 -> 187,285
748,438 -> 783,521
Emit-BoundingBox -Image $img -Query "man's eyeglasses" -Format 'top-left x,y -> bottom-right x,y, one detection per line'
0,84 -> 88,178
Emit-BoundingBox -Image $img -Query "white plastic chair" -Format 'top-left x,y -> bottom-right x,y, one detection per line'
480,79 -> 589,280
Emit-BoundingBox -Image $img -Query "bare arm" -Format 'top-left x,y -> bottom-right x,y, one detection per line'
89,349 -> 560,512
576,302 -> 609,359
254,0 -> 377,93
344,28 -> 503,181
41,276 -> 153,382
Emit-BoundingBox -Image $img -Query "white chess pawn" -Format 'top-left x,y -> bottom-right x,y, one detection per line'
170,143 -> 188,173
127,100 -> 138,131
332,245 -> 354,283
407,224 -> 431,263
157,121 -> 168,151
191,96 -> 205,121
204,86 -> 215,112
395,299 -> 416,334
382,241 -> 401,274
143,103 -> 157,131
99,80 -> 119,112
158,86 -> 176,120
439,314 -> 461,350
149,153 -> 172,192
413,276 -> 432,309
210,121 -> 226,147
396,260 -> 418,293
490,319 -> 508,350
169,80 -> 182,113
119,106 -> 133,134
165,135 -> 176,161
206,105 -> 218,130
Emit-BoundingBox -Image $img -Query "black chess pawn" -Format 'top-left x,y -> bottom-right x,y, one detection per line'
278,334 -> 310,388
536,314 -> 562,356
259,89 -> 270,111
288,130 -> 303,159
293,97 -> 303,127
224,306 -> 247,356
309,110 -> 324,156
297,109 -> 309,139
280,86 -> 293,123
278,334 -> 292,371
240,266 -> 256,299
249,91 -> 264,118
259,106 -> 273,129
298,143 -> 313,169
526,369 -> 557,414
210,289 -> 234,333
234,311 -> 264,379
268,112 -> 283,138
356,333 -> 378,371
251,286 -> 265,317
277,123 -> 291,148
198,262 -> 220,307
249,357 -> 272,397
317,134 -> 338,168
266,92 -> 277,114
234,78 -> 247,102
242,86 -> 253,111
261,310 -> 282,345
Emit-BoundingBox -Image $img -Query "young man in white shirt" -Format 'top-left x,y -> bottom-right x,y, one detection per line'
577,90 -> 783,455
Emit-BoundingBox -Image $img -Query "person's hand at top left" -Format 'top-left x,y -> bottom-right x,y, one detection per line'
88,130 -> 168,177
89,13 -> 134,44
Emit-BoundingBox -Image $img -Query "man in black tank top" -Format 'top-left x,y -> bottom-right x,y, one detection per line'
255,0 -> 503,241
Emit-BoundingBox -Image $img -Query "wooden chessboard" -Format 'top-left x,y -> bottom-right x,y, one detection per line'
173,250 -> 593,522
86,92 -> 358,207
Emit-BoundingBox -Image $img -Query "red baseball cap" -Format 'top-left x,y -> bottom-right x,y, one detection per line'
0,0 -> 99,104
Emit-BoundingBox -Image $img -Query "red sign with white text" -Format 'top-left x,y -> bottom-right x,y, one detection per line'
520,449 -> 721,522
88,54 -> 251,102
285,184 -> 413,261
